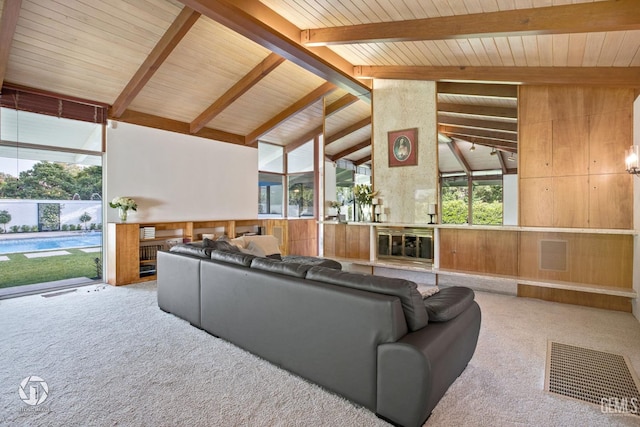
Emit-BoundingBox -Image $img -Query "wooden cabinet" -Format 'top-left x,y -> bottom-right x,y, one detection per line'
108,218 -> 296,286
439,228 -> 518,276
323,223 -> 369,260
519,86 -> 634,229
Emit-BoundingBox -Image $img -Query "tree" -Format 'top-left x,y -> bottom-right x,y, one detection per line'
73,166 -> 102,200
0,210 -> 11,233
79,212 -> 92,230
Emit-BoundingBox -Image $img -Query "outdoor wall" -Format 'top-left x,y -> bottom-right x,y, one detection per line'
106,122 -> 257,223
372,80 -> 438,223
0,200 -> 102,231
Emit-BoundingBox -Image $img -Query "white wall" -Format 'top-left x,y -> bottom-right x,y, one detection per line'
503,174 -> 519,226
106,122 -> 258,222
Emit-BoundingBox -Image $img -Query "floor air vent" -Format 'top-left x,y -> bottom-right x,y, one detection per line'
545,341 -> 640,415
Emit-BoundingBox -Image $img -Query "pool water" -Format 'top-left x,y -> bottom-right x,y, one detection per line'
0,232 -> 102,255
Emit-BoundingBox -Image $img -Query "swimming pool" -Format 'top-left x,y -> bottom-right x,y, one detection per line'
0,232 -> 102,255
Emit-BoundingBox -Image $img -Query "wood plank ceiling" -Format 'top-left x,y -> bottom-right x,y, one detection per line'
1,0 -> 639,173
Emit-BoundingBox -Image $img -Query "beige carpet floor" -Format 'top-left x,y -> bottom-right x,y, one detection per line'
1,281 -> 639,426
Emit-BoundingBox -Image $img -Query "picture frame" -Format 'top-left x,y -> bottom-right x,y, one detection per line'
388,128 -> 418,167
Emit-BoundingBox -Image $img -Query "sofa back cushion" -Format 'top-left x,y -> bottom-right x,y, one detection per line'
250,257 -> 312,278
169,244 -> 213,259
210,249 -> 256,267
306,267 -> 428,331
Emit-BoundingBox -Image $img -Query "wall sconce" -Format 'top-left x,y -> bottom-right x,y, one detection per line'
625,146 -> 640,175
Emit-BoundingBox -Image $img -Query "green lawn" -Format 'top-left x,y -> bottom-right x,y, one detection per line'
0,249 -> 102,288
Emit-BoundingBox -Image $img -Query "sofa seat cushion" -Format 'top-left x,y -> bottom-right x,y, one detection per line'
250,257 -> 312,278
423,286 -> 475,322
306,267 -> 428,331
282,255 -> 342,270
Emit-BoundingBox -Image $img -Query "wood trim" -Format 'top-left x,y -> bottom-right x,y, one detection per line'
246,81 -> 336,145
517,284 -> 631,312
179,0 -> 371,100
190,52 -> 285,133
110,7 -> 201,118
357,66 -> 640,87
325,117 -> 371,145
0,0 -> 22,91
113,109 -> 246,145
330,139 -> 371,161
438,82 -> 517,98
303,1 -> 640,45
446,139 -> 471,175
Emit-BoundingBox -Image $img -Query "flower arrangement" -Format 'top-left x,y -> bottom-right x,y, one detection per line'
353,184 -> 378,206
329,200 -> 343,209
109,197 -> 137,222
109,197 -> 137,211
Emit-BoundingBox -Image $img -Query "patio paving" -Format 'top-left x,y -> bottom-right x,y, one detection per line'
0,256 -> 9,261
80,247 -> 101,253
24,250 -> 71,259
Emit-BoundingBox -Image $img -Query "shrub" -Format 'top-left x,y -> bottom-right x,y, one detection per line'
20,225 -> 31,233
10,225 -> 20,233
61,224 -> 69,231
89,223 -> 97,230
96,223 -> 102,230
69,224 -> 76,231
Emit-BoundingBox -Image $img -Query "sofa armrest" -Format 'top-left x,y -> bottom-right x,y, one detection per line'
157,251 -> 203,328
376,301 -> 481,427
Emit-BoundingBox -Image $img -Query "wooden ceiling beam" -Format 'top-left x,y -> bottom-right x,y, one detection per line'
190,52 -> 285,133
438,103 -> 517,120
330,139 -> 371,161
246,81 -> 336,146
440,129 -> 518,153
113,109 -> 245,145
446,140 -> 471,176
437,115 -> 518,133
357,66 -> 640,87
438,82 -> 517,98
354,155 -> 371,166
325,117 -> 371,145
285,124 -> 323,153
111,7 -> 201,118
0,0 -> 22,91
325,93 -> 359,117
497,151 -> 508,175
302,0 -> 640,45
439,125 -> 517,142
178,0 -> 371,100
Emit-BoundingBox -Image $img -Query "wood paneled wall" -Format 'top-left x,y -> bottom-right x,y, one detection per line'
519,86 -> 633,229
287,219 -> 317,256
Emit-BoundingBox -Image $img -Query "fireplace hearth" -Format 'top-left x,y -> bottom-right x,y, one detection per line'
377,227 -> 433,263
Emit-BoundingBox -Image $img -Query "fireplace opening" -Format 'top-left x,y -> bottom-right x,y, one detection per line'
377,227 -> 433,263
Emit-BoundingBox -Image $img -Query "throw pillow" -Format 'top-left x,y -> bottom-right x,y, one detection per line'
420,287 -> 440,298
240,241 -> 267,258
242,235 -> 281,256
202,238 -> 241,252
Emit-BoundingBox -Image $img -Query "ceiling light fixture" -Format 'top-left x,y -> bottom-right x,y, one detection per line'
507,154 -> 516,162
490,148 -> 497,156
469,143 -> 476,152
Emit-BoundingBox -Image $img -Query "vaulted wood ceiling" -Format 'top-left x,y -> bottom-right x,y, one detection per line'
1,0 -> 639,173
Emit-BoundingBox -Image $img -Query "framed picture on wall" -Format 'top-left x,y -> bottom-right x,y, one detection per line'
388,128 -> 418,167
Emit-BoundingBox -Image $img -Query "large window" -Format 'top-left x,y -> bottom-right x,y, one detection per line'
441,173 -> 503,225
0,102 -> 104,292
258,140 -> 319,219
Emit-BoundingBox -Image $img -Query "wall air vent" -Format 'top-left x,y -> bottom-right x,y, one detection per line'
539,239 -> 568,272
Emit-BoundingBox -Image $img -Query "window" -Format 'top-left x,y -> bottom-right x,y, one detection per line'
258,172 -> 283,216
441,173 -> 503,225
288,172 -> 314,217
258,142 -> 284,173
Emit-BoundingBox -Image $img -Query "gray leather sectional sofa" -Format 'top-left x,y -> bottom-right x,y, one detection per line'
157,245 -> 481,427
